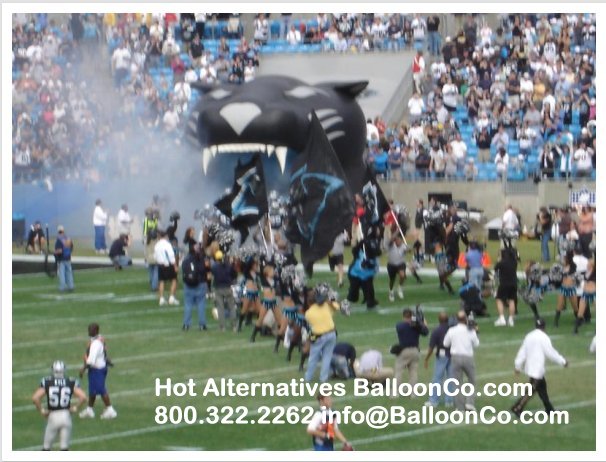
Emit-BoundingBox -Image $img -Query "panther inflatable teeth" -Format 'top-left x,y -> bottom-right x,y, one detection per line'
187,75 -> 369,193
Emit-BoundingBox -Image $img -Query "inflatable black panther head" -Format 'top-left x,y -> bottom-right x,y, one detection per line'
187,75 -> 368,193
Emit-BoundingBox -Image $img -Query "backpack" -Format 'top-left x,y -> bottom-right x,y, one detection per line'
182,257 -> 200,287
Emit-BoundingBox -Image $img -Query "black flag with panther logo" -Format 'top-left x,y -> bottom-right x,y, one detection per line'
215,154 -> 268,241
361,164 -> 390,230
286,112 -> 354,271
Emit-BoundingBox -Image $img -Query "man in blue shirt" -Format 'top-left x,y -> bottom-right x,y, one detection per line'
423,312 -> 454,407
54,225 -> 74,292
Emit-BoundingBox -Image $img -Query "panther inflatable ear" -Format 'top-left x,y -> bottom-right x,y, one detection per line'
330,81 -> 369,98
190,81 -> 215,94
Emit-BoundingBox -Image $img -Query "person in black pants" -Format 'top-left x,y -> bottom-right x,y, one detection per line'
511,318 -> 568,416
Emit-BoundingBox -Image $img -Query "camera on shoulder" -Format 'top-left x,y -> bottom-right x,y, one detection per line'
411,304 -> 425,328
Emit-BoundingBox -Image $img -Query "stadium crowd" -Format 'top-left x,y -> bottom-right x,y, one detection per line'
12,13 -> 597,184
363,13 -> 597,182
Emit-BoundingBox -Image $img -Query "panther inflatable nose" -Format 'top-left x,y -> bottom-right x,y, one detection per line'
219,103 -> 262,136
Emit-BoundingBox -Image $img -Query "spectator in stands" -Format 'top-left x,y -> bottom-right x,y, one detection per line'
450,132 -> 467,172
495,147 -> 509,179
370,16 -> 387,51
199,62 -> 217,84
401,145 -> 416,181
407,92 -> 424,124
443,144 -> 457,180
189,33 -> 204,67
415,146 -> 431,180
491,124 -> 509,151
427,15 -> 441,57
387,16 -> 402,52
111,39 -> 131,88
286,24 -> 302,46
559,145 -> 573,179
228,55 -> 244,84
429,142 -> 446,179
539,144 -> 555,179
243,59 -> 256,83
388,142 -> 402,182
253,14 -> 269,44
412,49 -> 425,94
463,158 -> 478,181
411,14 -> 426,49
573,142 -> 593,178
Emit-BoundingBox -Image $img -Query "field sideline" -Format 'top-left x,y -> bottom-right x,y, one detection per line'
11,266 -> 596,451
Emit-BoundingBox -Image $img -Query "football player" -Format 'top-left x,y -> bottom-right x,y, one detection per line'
32,360 -> 87,450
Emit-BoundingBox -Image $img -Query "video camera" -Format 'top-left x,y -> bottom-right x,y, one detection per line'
467,311 -> 477,330
411,304 -> 425,328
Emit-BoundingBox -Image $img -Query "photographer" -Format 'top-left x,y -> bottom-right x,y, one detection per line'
393,307 -> 429,388
181,243 -> 208,331
108,234 -> 132,270
424,312 -> 454,408
443,310 -> 479,411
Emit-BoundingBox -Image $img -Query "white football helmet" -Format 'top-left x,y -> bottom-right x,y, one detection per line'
52,360 -> 65,378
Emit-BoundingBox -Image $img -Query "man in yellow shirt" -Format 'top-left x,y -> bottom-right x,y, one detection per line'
304,284 -> 339,382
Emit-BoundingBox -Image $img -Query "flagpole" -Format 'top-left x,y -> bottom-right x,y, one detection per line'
390,210 -> 408,246
259,222 -> 269,255
268,213 -> 275,251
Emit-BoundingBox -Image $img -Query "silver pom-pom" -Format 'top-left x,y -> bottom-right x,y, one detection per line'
549,263 -> 564,284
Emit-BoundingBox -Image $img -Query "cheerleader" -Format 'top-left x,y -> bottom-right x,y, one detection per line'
276,266 -> 304,356
251,262 -> 284,343
575,260 -> 595,334
554,253 -> 578,327
521,261 -> 546,320
238,257 -> 261,332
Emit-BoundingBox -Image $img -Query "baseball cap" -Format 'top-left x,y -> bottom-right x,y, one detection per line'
535,318 -> 546,329
57,225 -> 64,233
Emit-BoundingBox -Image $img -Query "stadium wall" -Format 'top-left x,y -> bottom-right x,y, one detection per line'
381,180 -> 596,232
12,180 -> 595,240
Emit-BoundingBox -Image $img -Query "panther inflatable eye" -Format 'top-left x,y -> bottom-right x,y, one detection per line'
210,89 -> 232,100
285,86 -> 328,99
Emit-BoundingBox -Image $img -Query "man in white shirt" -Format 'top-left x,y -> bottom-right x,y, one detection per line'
407,93 -> 425,124
116,204 -> 133,236
286,25 -> 302,45
412,49 -> 426,94
93,199 -> 108,254
78,323 -> 117,420
111,40 -> 131,88
366,119 -> 379,142
355,349 -> 394,384
573,142 -> 593,177
501,204 -> 519,236
511,318 -> 567,416
163,105 -> 180,132
450,133 -> 467,171
443,311 -> 480,411
154,229 -> 179,306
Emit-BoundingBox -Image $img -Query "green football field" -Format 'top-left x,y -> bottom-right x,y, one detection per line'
11,264 -> 595,451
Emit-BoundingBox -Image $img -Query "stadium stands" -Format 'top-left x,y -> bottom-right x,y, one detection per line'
12,13 -> 596,184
